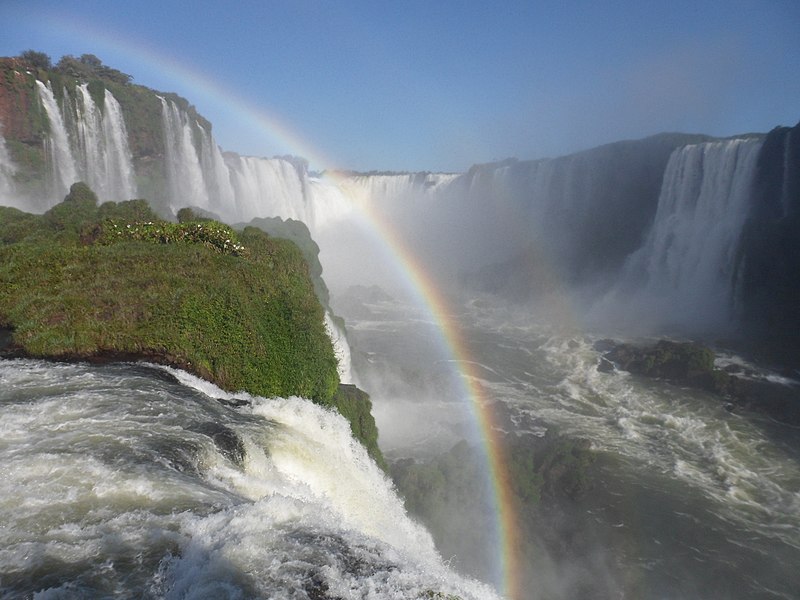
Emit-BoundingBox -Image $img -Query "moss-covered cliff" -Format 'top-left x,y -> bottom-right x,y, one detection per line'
0,183 -> 385,466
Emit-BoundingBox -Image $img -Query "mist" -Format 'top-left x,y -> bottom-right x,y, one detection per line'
309,128 -> 796,597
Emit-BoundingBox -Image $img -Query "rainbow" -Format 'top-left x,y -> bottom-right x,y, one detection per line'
30,17 -> 525,598
330,189 -> 525,599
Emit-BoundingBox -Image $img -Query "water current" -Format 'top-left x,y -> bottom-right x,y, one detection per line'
339,295 -> 800,600
0,360 -> 497,599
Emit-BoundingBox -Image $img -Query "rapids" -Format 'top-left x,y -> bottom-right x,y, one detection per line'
0,359 -> 498,600
337,294 -> 800,600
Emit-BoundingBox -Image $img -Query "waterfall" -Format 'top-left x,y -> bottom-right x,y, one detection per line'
599,138 -> 763,333
0,131 -> 17,203
100,89 -> 138,200
35,80 -> 78,199
197,123 -> 235,212
324,311 -> 354,384
0,359 -> 497,599
74,84 -> 102,189
226,154 -> 307,223
73,84 -> 137,201
32,81 -> 136,205
160,98 -> 211,211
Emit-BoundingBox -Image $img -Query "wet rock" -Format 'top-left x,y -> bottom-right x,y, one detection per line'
188,421 -> 246,466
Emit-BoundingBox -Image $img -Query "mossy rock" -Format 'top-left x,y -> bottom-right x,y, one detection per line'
328,383 -> 386,471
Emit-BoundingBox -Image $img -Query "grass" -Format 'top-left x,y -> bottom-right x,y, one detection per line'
0,190 -> 339,403
0,186 -> 387,465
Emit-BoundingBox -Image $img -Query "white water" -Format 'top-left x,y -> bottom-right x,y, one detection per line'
35,80 -> 79,199
100,89 -> 138,200
74,84 -> 138,201
325,311 -> 355,384
197,122 -> 236,210
341,295 -> 800,599
160,98 -> 211,211
594,138 -> 763,334
30,80 -> 137,207
0,130 -> 18,205
0,359 -> 498,599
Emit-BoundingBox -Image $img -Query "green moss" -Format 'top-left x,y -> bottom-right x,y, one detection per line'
327,384 -> 386,470
0,198 -> 339,404
242,216 -> 330,307
86,79 -> 106,112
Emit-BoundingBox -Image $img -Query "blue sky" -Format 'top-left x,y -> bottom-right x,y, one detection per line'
1,0 -> 798,172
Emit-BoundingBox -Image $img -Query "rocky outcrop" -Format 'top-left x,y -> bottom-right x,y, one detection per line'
597,339 -> 800,426
736,121 -> 800,361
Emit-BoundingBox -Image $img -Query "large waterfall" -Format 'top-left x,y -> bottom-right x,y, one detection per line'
617,138 -> 762,331
160,98 -> 212,211
156,102 -> 774,339
159,98 -> 353,230
33,80 -> 137,205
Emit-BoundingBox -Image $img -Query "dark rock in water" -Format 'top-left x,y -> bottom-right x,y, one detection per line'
217,397 -> 251,409
188,422 -> 247,466
602,340 -> 715,380
596,356 -> 615,373
597,339 -> 800,426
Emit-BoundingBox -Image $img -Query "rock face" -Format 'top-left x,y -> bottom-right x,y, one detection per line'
0,58 -> 42,144
736,121 -> 800,360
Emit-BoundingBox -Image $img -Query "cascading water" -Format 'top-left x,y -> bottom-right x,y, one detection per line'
100,89 -> 138,201
73,83 -> 138,201
35,80 -> 79,199
0,359 -> 497,599
0,131 -> 17,203
30,80 -> 137,206
160,98 -> 211,211
324,311 -> 354,384
225,154 -> 306,223
196,123 -> 235,211
597,138 -> 763,333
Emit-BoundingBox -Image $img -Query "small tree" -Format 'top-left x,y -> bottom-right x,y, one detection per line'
19,50 -> 51,70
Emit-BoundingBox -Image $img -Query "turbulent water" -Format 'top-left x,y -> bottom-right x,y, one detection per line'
0,359 -> 498,599
338,295 -> 800,600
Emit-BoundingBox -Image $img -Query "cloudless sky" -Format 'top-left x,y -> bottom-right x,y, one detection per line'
1,0 -> 798,172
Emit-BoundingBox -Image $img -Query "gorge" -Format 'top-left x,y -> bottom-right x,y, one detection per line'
1,53 -> 799,600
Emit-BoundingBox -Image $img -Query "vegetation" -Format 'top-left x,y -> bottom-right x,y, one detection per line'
0,184 -> 339,403
243,216 -> 330,306
19,50 -> 51,71
328,384 -> 386,470
55,53 -> 132,84
392,431 -> 595,520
